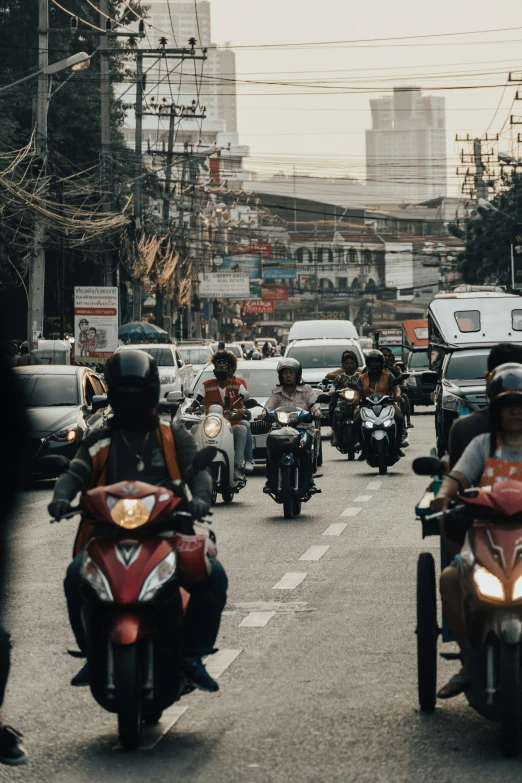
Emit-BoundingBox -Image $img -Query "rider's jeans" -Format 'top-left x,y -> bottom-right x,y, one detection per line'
240,420 -> 253,462
232,423 -> 247,468
64,554 -> 228,657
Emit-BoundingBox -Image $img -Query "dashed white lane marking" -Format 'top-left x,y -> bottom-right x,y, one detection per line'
354,495 -> 372,502
323,522 -> 348,536
273,572 -> 307,590
299,545 -> 329,561
341,507 -> 361,517
239,611 -> 275,628
366,481 -> 382,490
206,648 -> 242,679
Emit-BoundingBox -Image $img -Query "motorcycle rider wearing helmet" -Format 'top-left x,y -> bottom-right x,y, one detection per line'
355,349 -> 404,460
188,350 -> 248,481
48,350 -> 226,694
430,362 -> 522,699
262,358 -> 321,492
321,350 -> 361,446
381,346 -> 412,430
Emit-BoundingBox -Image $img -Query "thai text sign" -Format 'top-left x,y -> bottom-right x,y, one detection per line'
261,286 -> 288,301
74,287 -> 119,362
198,272 -> 250,299
242,300 -> 275,314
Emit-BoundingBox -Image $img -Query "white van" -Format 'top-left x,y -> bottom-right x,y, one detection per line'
287,320 -> 358,344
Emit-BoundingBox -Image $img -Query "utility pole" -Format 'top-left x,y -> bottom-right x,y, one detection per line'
28,0 -> 48,347
132,51 -> 143,322
99,0 -> 112,287
473,139 -> 488,202
156,105 -> 176,331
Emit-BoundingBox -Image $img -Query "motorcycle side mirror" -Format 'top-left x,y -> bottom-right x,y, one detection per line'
92,394 -> 108,412
38,454 -> 70,476
421,371 -> 438,385
184,389 -> 194,398
391,375 -> 406,387
244,398 -> 260,409
193,446 -> 218,471
167,390 -> 183,403
412,456 -> 443,476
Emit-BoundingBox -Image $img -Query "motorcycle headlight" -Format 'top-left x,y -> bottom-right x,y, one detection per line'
139,551 -> 177,602
383,419 -> 393,428
276,411 -> 290,424
204,416 -> 222,438
81,556 -> 113,601
106,494 -> 155,529
50,425 -> 79,442
363,420 -> 374,429
473,566 -> 505,601
513,575 -> 522,601
341,390 -> 356,401
442,391 -> 461,411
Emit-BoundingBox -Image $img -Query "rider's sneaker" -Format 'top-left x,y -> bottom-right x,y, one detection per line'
263,483 -> 272,494
234,468 -> 243,482
71,662 -> 90,687
243,461 -> 255,474
183,657 -> 219,692
0,724 -> 28,766
357,452 -> 366,461
397,449 -> 406,458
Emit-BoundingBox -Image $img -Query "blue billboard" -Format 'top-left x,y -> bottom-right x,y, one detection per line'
223,254 -> 262,280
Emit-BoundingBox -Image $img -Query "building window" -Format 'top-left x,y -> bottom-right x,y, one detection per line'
296,247 -> 313,264
317,247 -> 334,263
347,248 -> 358,264
337,278 -> 347,289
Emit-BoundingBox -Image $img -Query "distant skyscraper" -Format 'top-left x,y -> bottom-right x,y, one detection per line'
365,87 -> 447,202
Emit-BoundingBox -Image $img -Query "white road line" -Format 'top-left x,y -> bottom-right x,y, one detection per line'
323,522 -> 348,536
299,545 -> 329,561
239,611 -> 275,628
141,705 -> 189,751
366,481 -> 382,490
273,572 -> 307,590
206,648 -> 242,679
354,495 -> 372,502
340,507 -> 361,517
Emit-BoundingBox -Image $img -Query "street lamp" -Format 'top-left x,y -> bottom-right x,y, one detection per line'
0,52 -> 90,93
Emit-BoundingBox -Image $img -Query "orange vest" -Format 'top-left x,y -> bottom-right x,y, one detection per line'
202,378 -> 243,424
360,369 -> 392,398
480,437 -> 522,487
73,423 -> 182,556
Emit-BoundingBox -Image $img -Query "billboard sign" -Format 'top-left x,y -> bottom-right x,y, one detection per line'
262,260 -> 296,280
198,272 -> 250,299
222,254 -> 262,280
232,243 -> 272,258
261,286 -> 288,301
243,300 -> 275,314
74,286 -> 119,362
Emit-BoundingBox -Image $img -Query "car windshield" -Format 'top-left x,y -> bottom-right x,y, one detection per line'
193,367 -> 277,398
18,375 -> 78,406
180,347 -> 212,364
446,352 -> 489,380
408,351 -> 430,369
286,345 -> 362,369
134,347 -> 174,366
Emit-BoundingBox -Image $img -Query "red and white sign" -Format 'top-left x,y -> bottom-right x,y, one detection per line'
262,286 -> 288,301
232,243 -> 272,258
74,287 -> 119,362
242,300 -> 275,314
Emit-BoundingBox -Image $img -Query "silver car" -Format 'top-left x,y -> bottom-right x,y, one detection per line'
116,344 -> 193,398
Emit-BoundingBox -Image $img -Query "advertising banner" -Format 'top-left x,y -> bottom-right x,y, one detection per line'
198,272 -> 250,299
261,286 -> 288,301
222,254 -> 262,280
231,243 -> 272,258
242,300 -> 275,314
262,267 -> 297,280
74,287 -> 119,362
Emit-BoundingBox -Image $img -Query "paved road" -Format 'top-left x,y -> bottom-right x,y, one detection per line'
5,411 -> 522,782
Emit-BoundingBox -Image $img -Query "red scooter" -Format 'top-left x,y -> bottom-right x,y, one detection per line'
415,456 -> 522,756
48,448 -> 217,750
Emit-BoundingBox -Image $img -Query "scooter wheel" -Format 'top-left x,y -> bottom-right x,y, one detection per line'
347,448 -> 355,461
143,711 -> 163,725
317,438 -> 323,467
211,486 -> 218,505
376,440 -> 387,475
500,643 -> 522,757
222,490 -> 234,504
416,553 -> 438,712
114,645 -> 142,750
282,467 -> 293,519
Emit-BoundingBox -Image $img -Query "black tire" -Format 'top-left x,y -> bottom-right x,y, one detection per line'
281,467 -> 293,519
416,553 -> 438,712
292,494 -> 302,516
500,643 -> 522,757
143,711 -> 163,725
114,645 -> 142,750
347,448 -> 355,461
376,439 -> 387,475
410,404 -> 415,415
222,489 -> 234,504
317,437 -> 323,467
211,485 -> 218,505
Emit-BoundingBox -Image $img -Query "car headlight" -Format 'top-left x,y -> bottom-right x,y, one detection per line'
80,556 -> 113,601
160,375 -> 176,384
363,420 -> 374,429
341,390 -> 356,401
473,566 -> 505,601
204,416 -> 222,438
277,411 -> 290,424
513,576 -> 522,601
139,551 -> 177,602
442,391 -> 461,411
106,494 -> 156,529
407,376 -> 417,387
50,425 -> 79,442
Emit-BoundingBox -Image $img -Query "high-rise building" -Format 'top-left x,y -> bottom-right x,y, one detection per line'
365,87 -> 446,202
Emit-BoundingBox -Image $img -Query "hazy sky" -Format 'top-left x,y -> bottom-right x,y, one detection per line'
209,0 -> 522,192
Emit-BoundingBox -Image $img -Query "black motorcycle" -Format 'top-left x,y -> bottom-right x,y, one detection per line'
318,385 -> 358,460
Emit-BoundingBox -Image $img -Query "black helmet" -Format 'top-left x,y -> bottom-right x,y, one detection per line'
212,350 -> 237,374
104,350 -> 160,423
365,349 -> 385,371
342,350 -> 359,365
488,363 -> 522,420
277,357 -> 302,385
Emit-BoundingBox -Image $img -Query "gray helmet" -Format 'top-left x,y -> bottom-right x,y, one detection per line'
277,357 -> 302,385
365,349 -> 385,371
